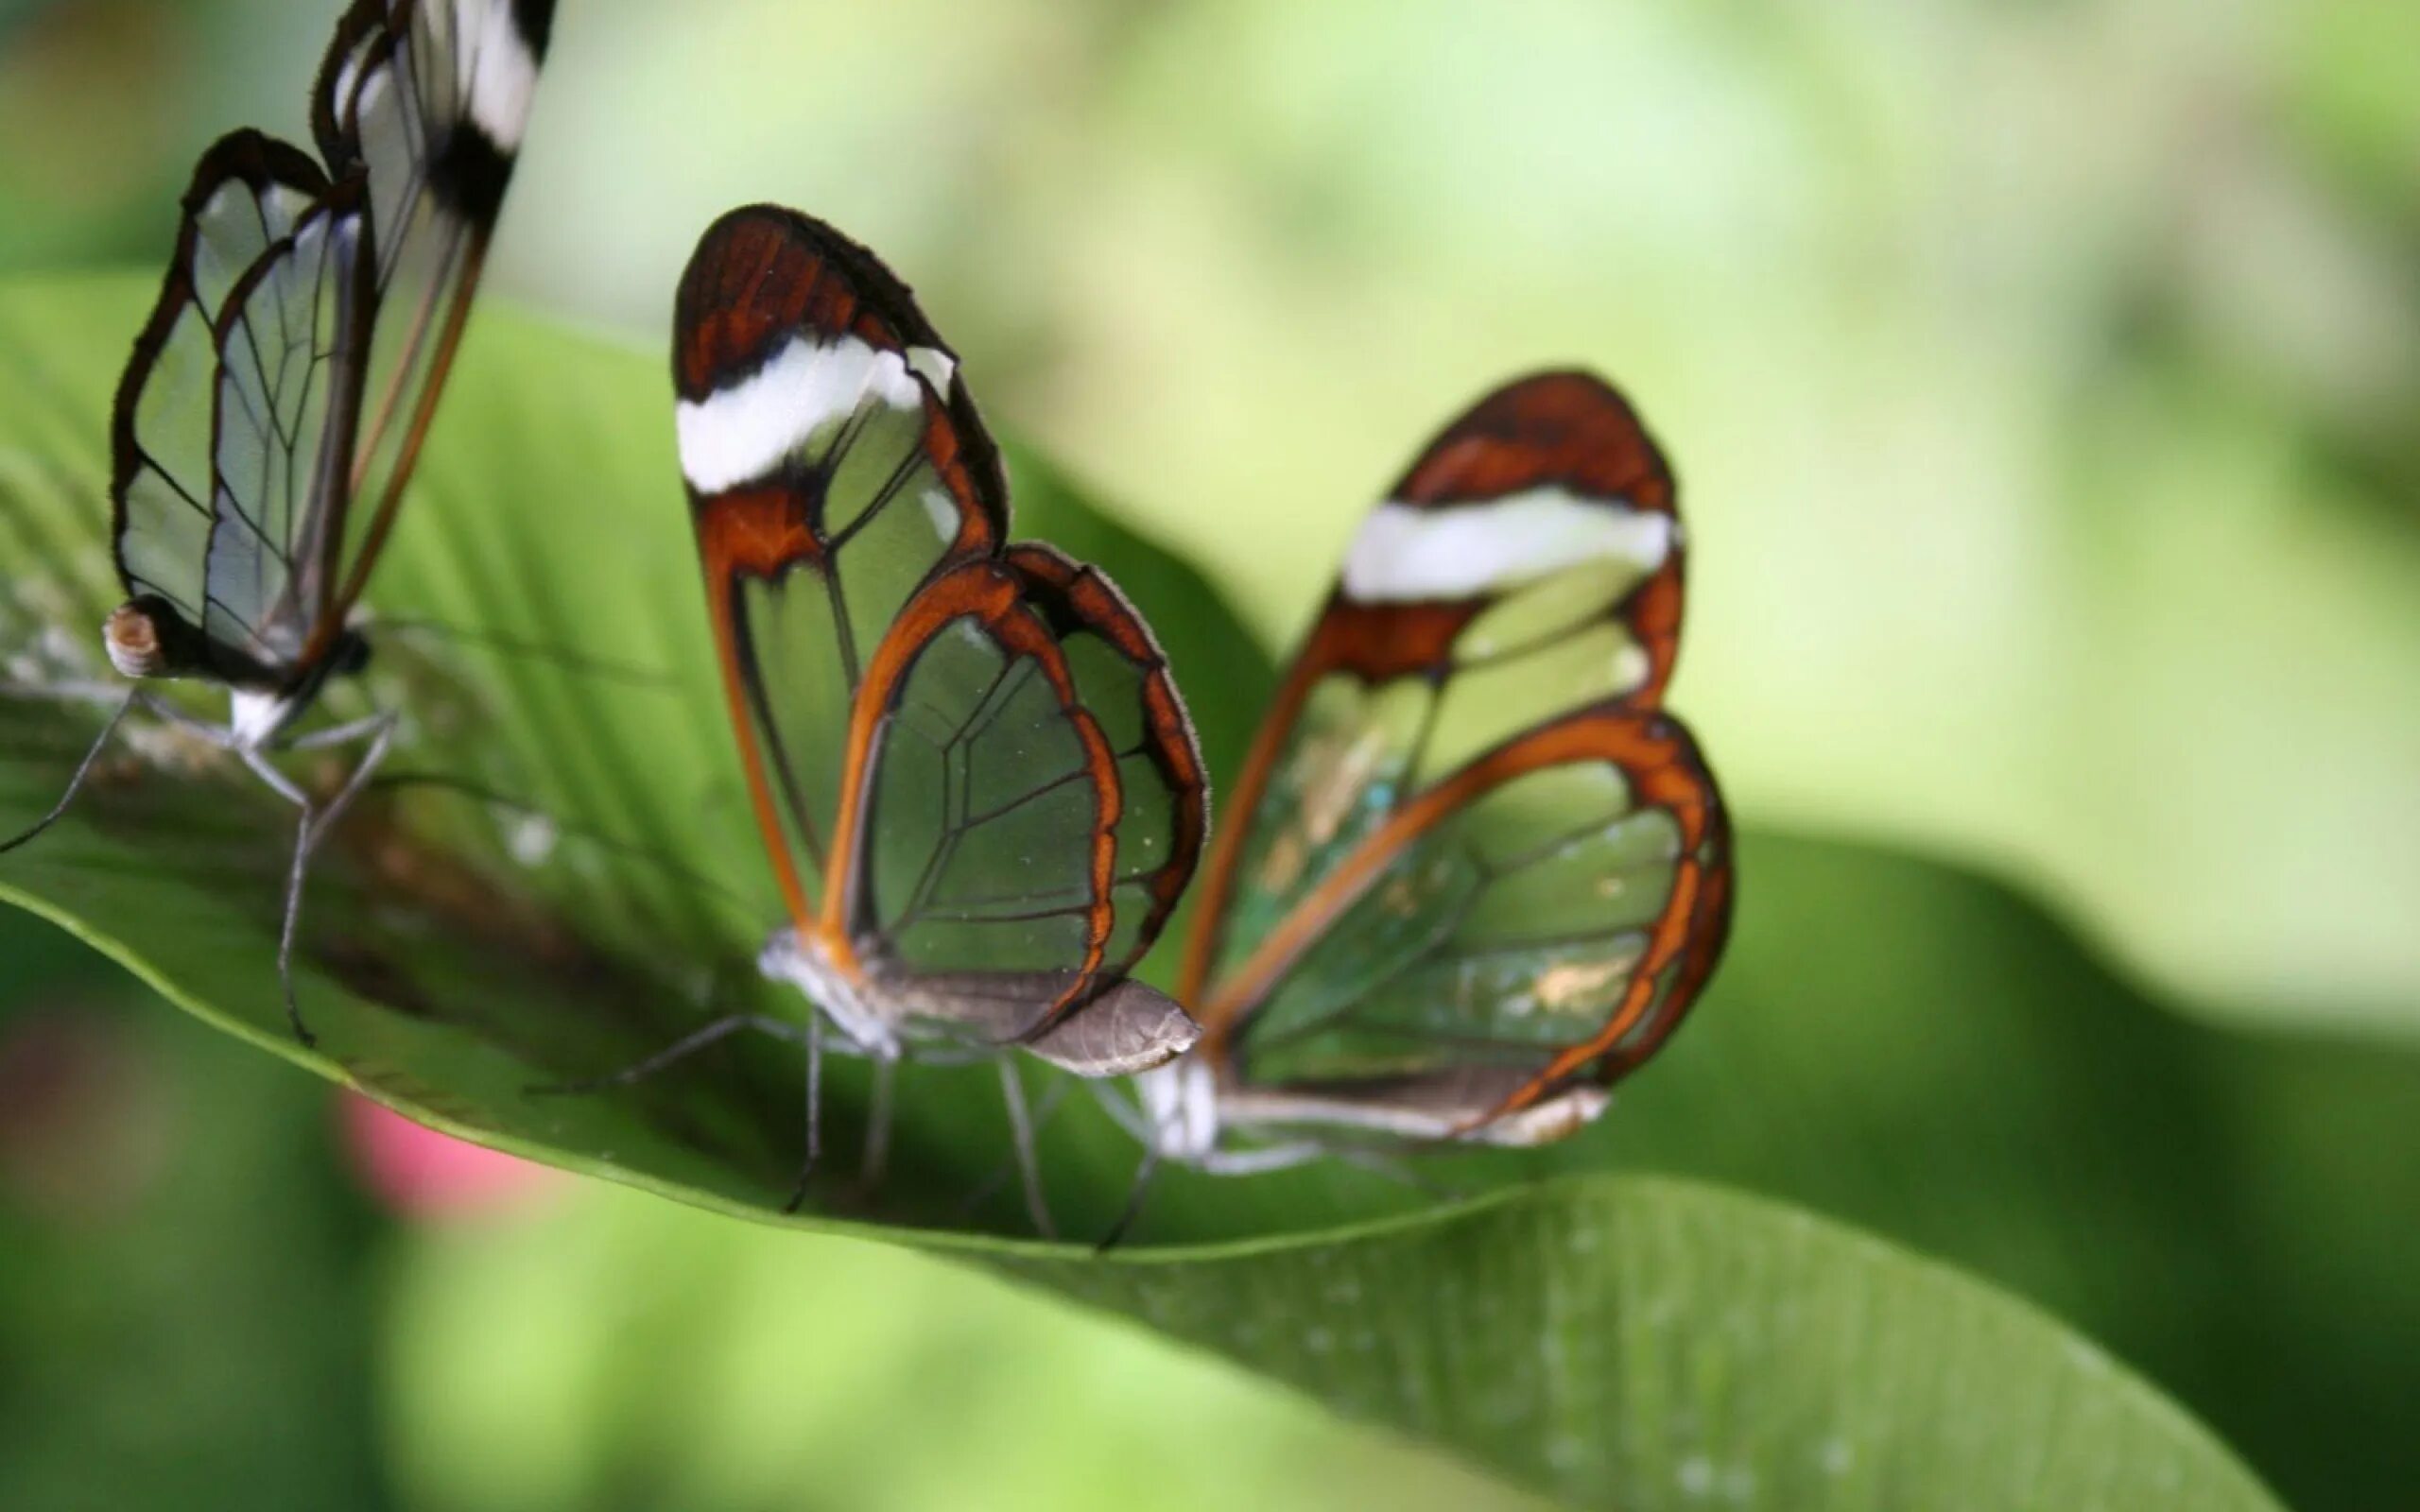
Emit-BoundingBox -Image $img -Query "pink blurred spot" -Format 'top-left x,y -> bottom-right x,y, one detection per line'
340,1092 -> 557,1220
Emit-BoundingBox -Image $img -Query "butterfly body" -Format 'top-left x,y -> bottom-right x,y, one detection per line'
756,925 -> 900,1058
1137,1057 -> 1613,1167
667,205 -> 1211,1221
4,0 -> 555,1043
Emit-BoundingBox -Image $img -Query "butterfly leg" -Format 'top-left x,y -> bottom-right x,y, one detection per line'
1082,1074 -> 1205,1249
995,1057 -> 1059,1241
1093,1143 -> 1164,1254
130,691 -> 239,747
1198,1141 -> 1329,1177
1080,1076 -> 1157,1146
234,743 -> 323,1047
0,691 -> 135,855
1326,1144 -> 1466,1202
529,1014 -> 805,1095
251,710 -> 399,1047
954,1072 -> 1071,1229
781,1007 -> 827,1214
857,1055 -> 897,1192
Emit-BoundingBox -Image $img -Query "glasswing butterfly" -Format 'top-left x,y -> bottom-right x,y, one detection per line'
1,0 -> 555,1043
668,205 -> 1209,1225
1115,372 -> 1734,1193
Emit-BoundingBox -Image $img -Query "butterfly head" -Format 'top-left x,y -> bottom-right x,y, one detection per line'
102,595 -> 211,680
757,925 -> 900,1058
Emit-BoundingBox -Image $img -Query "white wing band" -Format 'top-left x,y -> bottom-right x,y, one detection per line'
676,335 -> 926,493
457,0 -> 541,151
1340,488 -> 1672,603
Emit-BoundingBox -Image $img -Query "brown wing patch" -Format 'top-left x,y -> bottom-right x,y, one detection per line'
1393,369 -> 1674,512
671,204 -> 1006,554
695,490 -> 828,934
672,207 -> 897,400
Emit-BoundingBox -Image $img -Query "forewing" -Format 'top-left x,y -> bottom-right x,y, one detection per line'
673,205 -> 1007,924
111,131 -> 333,677
196,181 -> 377,673
1183,372 -> 1724,1125
310,0 -> 555,635
842,548 -> 1206,1045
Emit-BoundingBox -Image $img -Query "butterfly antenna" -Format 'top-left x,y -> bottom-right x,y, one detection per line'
368,769 -> 761,920
525,1012 -> 802,1096
372,616 -> 678,690
0,691 -> 134,856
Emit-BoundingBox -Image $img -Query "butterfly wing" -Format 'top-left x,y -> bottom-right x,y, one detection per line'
1179,372 -> 1732,1137
110,133 -> 331,681
675,204 -> 1004,924
107,0 -> 551,689
306,0 -> 556,644
109,134 -> 375,685
842,546 -> 1205,1067
673,206 -> 1204,1073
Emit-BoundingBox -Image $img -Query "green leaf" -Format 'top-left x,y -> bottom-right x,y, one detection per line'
0,271 -> 2285,1509
1011,1179 -> 2270,1511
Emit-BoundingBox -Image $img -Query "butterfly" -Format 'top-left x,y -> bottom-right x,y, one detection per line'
2,0 -> 555,1043
1116,371 -> 1734,1188
666,204 -> 1210,1224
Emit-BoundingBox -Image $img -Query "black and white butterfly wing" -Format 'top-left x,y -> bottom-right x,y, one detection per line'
311,0 -> 557,622
107,0 -> 553,691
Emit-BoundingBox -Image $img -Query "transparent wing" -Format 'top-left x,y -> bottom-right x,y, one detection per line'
675,205 -> 1007,922
109,0 -> 550,684
1219,709 -> 1729,1106
195,181 -> 376,672
848,548 -> 1205,1043
308,0 -> 556,640
111,131 -> 334,680
1183,372 -> 1729,1128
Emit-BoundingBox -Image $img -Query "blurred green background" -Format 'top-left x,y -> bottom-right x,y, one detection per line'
1,0 -> 2414,1507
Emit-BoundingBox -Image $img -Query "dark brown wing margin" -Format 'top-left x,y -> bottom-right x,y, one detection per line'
1003,541 -> 1210,985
